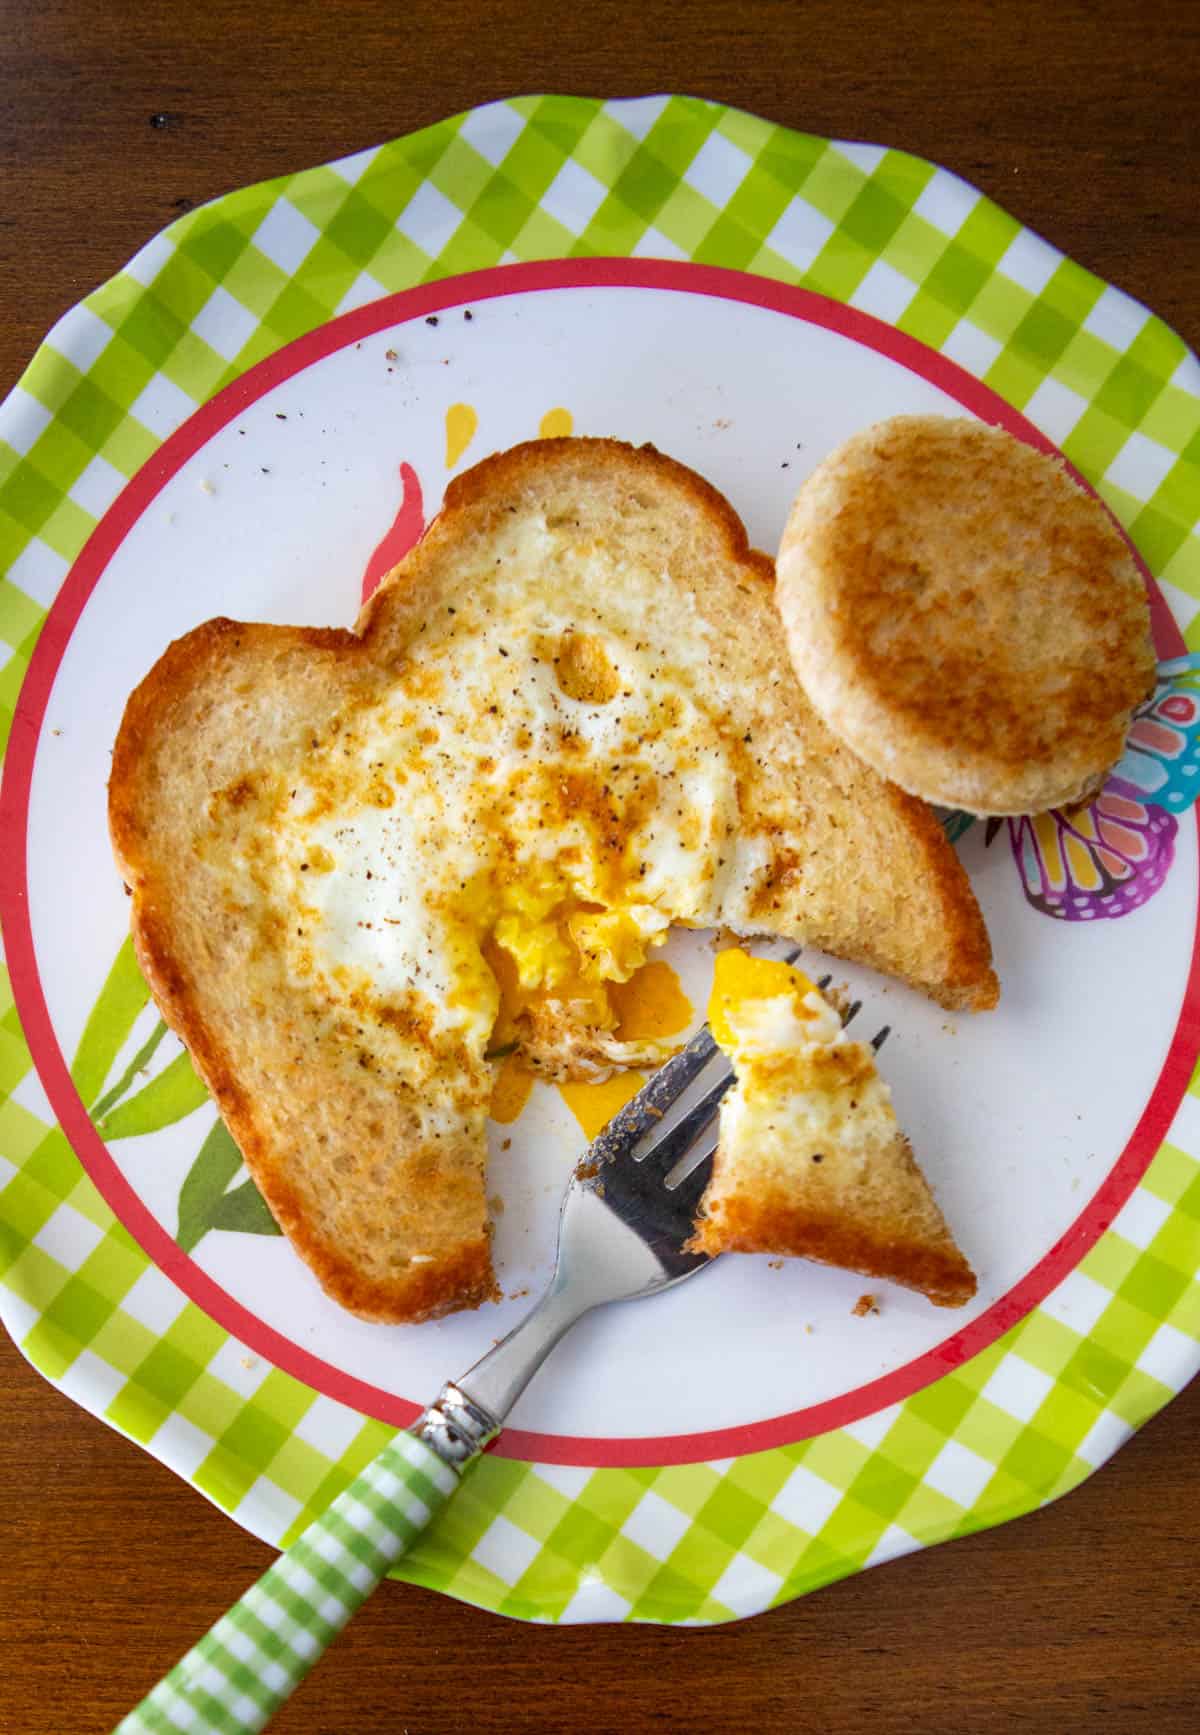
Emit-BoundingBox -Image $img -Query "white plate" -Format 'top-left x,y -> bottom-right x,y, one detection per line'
12,262 -> 1197,1461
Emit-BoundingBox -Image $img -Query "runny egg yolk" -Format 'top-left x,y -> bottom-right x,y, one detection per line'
708,947 -> 817,1052
485,913 -> 693,1121
476,867 -> 673,1058
559,1070 -> 646,1140
607,959 -> 694,1041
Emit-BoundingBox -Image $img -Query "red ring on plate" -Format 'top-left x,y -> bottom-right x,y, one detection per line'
3,259 -> 1196,1466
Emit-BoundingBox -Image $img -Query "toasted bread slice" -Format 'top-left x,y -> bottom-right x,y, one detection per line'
691,949 -> 975,1307
776,416 -> 1156,816
110,438 -> 995,1323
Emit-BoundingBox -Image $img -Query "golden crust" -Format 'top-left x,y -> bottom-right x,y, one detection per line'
111,623 -> 499,1324
777,416 -> 1157,816
134,888 -> 495,1325
689,992 -> 976,1312
690,1189 -> 977,1307
110,437 -> 996,1322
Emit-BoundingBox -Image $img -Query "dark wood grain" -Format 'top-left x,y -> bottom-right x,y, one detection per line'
2,3 -> 1198,1730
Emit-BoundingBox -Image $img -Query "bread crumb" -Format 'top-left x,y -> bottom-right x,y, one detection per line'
199,478 -> 215,495
488,1193 -> 505,1216
385,348 -> 399,362
767,1258 -> 784,1270
239,1355 -> 258,1370
852,1293 -> 880,1317
804,1324 -> 814,1335
501,1137 -> 512,1151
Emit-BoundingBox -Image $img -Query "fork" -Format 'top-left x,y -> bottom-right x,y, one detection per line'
115,1017 -> 743,1735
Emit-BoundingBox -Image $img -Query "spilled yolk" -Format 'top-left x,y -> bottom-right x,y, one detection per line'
489,1053 -> 535,1125
488,955 -> 693,1131
708,947 -> 816,1052
552,956 -> 694,1134
559,1071 -> 645,1139
482,910 -> 648,1045
609,960 -> 694,1042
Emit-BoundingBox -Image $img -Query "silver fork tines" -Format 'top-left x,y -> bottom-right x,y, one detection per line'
584,1026 -> 720,1172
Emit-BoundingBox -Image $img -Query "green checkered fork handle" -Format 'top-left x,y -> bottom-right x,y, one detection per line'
117,1432 -> 459,1734
117,1027 -> 731,1732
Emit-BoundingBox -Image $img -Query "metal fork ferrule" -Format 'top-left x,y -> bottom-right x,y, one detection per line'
409,1381 -> 502,1471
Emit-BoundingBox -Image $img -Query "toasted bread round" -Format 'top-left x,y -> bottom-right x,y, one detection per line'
776,416 -> 1156,816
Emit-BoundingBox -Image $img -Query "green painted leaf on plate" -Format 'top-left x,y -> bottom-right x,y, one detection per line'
208,1180 -> 282,1238
89,1020 -> 170,1123
71,935 -> 151,1109
176,1118 -> 282,1250
176,1117 -> 243,1252
95,1048 -> 210,1140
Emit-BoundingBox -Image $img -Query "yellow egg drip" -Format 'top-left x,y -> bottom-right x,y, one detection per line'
490,1054 -> 535,1124
559,1071 -> 645,1140
609,959 -> 693,1041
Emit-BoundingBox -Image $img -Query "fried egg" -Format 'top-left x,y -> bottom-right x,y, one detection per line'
257,598 -> 772,1096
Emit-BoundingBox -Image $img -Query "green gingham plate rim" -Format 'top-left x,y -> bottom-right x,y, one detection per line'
2,95 -> 1199,1627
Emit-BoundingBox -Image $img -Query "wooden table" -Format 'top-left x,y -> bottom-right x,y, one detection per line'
3,5 -> 1197,1730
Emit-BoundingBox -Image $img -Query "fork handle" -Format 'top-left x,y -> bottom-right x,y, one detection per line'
115,1287 -> 588,1733
453,1275 -> 595,1421
114,1432 -> 459,1735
